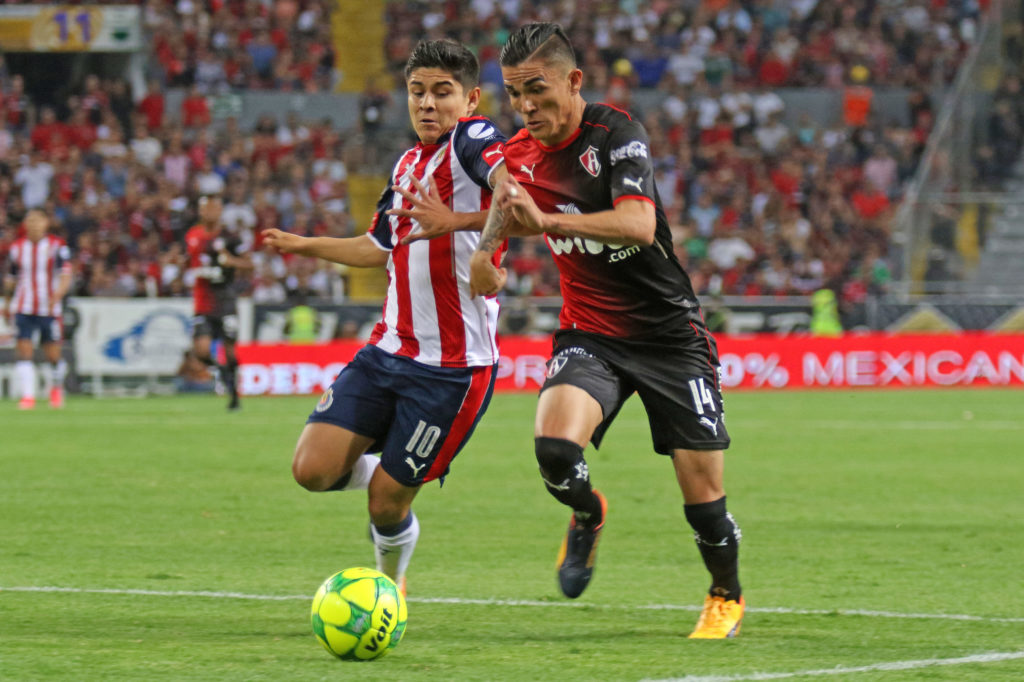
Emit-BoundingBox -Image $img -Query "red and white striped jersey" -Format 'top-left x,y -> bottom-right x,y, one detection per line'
366,116 -> 506,368
6,235 -> 72,316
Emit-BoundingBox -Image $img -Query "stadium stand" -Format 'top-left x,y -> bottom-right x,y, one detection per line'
0,0 -> 1015,316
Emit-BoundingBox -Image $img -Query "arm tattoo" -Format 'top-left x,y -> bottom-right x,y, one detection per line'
477,204 -> 507,255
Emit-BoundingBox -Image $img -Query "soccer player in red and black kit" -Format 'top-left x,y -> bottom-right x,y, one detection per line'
185,195 -> 251,410
471,23 -> 745,638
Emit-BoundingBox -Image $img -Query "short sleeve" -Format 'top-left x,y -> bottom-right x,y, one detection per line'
451,117 -> 507,189
55,242 -> 71,268
367,184 -> 398,251
606,119 -> 656,207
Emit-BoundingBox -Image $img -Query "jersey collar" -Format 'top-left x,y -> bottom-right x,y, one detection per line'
417,129 -> 453,152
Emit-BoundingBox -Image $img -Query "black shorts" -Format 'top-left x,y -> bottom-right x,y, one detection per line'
192,314 -> 239,343
541,330 -> 730,454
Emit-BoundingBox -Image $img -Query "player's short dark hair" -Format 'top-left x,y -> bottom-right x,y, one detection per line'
499,22 -> 577,69
404,39 -> 480,89
197,194 -> 222,209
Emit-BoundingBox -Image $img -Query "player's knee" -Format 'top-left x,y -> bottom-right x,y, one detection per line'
535,437 -> 582,474
535,437 -> 585,483
291,444 -> 331,491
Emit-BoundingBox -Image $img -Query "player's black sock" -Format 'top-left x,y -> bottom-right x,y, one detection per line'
684,496 -> 742,601
535,437 -> 603,528
222,359 -> 239,404
224,360 -> 238,394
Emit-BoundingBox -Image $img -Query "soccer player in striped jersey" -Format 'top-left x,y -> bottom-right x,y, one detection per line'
3,210 -> 72,409
262,40 -> 507,594
468,23 -> 745,638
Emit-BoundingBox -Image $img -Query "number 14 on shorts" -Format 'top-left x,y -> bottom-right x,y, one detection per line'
688,378 -> 717,416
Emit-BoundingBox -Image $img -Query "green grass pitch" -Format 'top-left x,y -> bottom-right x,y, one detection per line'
1,389 -> 1022,681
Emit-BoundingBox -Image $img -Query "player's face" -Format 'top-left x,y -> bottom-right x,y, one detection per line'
502,59 -> 583,146
200,198 -> 223,228
24,211 -> 48,242
406,68 -> 480,145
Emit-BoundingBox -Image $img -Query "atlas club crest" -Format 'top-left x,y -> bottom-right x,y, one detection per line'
578,145 -> 601,177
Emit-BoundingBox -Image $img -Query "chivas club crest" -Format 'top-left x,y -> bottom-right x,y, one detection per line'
315,387 -> 334,412
578,145 -> 601,177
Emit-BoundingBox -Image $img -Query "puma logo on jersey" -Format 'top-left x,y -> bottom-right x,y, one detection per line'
520,163 -> 536,181
484,148 -> 503,159
623,176 -> 644,193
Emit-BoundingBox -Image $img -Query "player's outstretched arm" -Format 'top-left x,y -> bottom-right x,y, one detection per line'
218,250 -> 254,271
262,229 -> 389,268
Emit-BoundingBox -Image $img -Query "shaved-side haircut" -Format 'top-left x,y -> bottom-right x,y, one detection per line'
499,22 -> 577,69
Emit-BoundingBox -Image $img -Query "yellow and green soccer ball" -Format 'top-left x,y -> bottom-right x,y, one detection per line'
310,567 -> 408,661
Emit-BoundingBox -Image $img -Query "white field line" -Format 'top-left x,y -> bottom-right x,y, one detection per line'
642,650 -> 1024,682
1,586 -> 1022,624
738,419 -> 1024,431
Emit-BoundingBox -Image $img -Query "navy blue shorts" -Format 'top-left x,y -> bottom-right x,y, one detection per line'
307,345 -> 497,487
14,314 -> 62,344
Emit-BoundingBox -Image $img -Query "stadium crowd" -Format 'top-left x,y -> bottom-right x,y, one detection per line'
146,0 -> 339,94
0,0 -> 1007,315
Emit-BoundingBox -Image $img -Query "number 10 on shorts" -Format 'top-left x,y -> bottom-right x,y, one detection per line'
405,420 -> 441,458
688,378 -> 716,416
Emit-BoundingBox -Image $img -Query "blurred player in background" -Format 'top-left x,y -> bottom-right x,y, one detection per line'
185,195 -> 251,410
470,23 -> 745,638
262,39 -> 507,594
3,210 -> 72,410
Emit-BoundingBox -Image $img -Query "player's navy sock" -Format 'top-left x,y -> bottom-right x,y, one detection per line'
371,511 -> 419,584
535,437 -> 603,528
684,496 -> 742,601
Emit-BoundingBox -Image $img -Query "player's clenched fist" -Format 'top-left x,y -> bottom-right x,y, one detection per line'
262,228 -> 308,255
469,250 -> 507,297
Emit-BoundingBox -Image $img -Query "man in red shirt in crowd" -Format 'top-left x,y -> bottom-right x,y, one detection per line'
181,85 -> 212,128
137,79 -> 165,131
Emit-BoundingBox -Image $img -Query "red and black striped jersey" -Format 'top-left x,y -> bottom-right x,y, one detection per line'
503,103 -> 710,346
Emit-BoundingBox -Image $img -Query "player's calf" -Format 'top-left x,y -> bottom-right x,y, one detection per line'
684,496 -> 742,603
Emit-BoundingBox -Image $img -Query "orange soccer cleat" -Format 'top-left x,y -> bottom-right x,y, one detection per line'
689,595 -> 745,639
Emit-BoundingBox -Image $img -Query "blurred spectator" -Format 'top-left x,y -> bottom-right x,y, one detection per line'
175,349 -> 215,393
